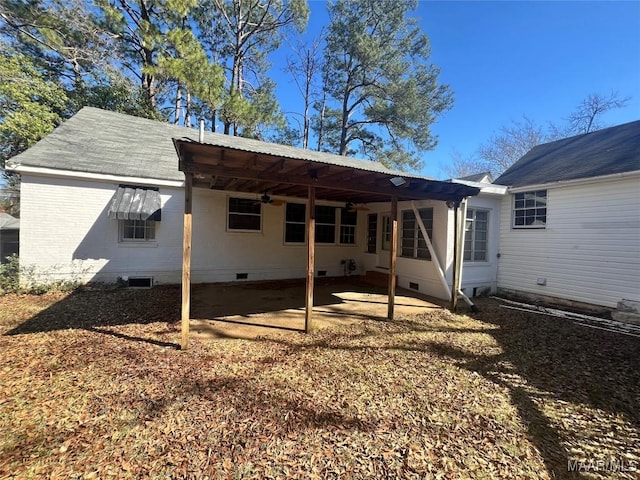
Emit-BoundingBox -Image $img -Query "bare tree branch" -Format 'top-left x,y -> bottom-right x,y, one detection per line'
567,91 -> 631,134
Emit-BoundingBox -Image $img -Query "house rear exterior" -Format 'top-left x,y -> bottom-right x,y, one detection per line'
494,121 -> 640,309
9,107 -> 501,301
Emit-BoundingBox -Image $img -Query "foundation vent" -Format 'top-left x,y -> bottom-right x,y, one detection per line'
236,273 -> 248,280
128,277 -> 153,288
317,270 -> 327,277
409,282 -> 419,291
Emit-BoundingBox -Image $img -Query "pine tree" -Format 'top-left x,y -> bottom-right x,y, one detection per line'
320,0 -> 453,169
0,47 -> 68,214
196,0 -> 309,137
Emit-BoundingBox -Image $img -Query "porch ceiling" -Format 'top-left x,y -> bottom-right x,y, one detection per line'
173,138 -> 480,204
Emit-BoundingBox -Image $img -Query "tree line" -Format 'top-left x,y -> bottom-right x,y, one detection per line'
447,91 -> 630,180
0,0 -> 452,168
0,0 -> 631,215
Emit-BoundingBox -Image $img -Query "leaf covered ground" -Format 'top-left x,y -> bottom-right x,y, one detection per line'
0,286 -> 638,479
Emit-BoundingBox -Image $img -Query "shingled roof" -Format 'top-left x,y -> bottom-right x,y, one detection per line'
8,107 -> 423,183
495,120 -> 640,187
9,107 -> 480,204
0,212 -> 19,230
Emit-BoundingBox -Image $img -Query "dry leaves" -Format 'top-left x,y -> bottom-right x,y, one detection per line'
0,288 -> 638,479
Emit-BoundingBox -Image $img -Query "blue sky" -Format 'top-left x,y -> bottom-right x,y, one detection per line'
273,1 -> 640,179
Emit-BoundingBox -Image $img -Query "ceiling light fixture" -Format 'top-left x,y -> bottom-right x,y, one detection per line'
389,176 -> 407,187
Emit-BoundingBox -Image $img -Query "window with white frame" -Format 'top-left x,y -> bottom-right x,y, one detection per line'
285,203 -> 306,243
120,219 -> 156,242
315,205 -> 336,243
228,197 -> 261,231
339,207 -> 357,244
401,208 -> 433,260
464,209 -> 488,261
513,190 -> 547,228
283,205 -> 357,244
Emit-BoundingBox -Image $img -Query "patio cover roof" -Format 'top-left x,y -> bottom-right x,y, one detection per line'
173,134 -> 480,350
173,137 -> 480,204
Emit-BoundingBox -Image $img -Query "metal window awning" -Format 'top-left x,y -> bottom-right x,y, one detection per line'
107,185 -> 161,221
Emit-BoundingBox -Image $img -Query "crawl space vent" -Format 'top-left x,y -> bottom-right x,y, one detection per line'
409,282 -> 419,291
128,277 -> 153,288
236,273 -> 248,280
317,270 -> 327,277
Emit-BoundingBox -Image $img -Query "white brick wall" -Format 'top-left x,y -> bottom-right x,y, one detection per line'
19,175 -> 367,285
19,173 -> 503,301
20,175 -> 184,283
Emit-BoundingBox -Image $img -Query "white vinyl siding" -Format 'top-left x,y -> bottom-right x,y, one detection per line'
497,177 -> 640,307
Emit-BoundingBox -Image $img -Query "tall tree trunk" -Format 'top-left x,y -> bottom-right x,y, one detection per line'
302,54 -> 310,149
339,89 -> 350,155
139,0 -> 156,108
316,92 -> 326,151
174,84 -> 182,124
185,91 -> 192,127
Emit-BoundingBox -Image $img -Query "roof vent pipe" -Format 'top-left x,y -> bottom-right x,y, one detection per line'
199,119 -> 204,143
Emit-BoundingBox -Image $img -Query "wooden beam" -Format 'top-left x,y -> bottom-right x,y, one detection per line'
282,160 -> 313,176
319,169 -> 357,183
270,184 -> 303,196
307,165 -> 332,178
355,172 -> 390,186
222,177 -> 240,190
242,154 -> 258,169
388,195 -> 398,320
305,184 -> 316,333
412,200 -> 451,299
262,158 -> 286,173
233,179 -> 255,191
180,162 -> 464,201
181,173 -> 193,350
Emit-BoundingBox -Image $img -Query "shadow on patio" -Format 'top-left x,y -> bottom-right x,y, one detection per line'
3,278 -> 444,343
189,278 -> 444,339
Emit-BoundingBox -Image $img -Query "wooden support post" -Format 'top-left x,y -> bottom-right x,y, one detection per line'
181,173 -> 193,350
387,195 -> 398,320
305,184 -> 316,333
